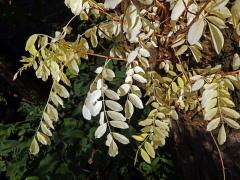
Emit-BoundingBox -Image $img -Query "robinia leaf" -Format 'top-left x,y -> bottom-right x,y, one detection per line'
206,118 -> 220,131
232,53 -> 240,70
128,50 -> 138,63
144,142 -> 155,158
36,132 -> 49,145
82,105 -> 91,120
95,123 -> 107,138
171,0 -> 188,21
110,121 -> 129,129
117,84 -> 131,96
188,18 -> 205,45
104,0 -> 122,9
129,93 -> 144,109
108,140 -> 118,157
107,111 -> 126,121
29,137 -> 39,155
218,124 -> 226,145
208,22 -> 224,54
138,0 -> 153,5
221,107 -> 240,119
125,100 -> 134,119
192,79 -> 205,91
105,100 -> 123,111
140,148 -> 151,164
105,89 -> 120,100
112,132 -> 130,144
204,107 -> 218,121
224,117 -> 240,129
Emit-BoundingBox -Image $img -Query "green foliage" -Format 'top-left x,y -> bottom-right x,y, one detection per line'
1,61 -> 178,179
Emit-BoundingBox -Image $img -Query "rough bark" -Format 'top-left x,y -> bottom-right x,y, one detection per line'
168,112 -> 240,180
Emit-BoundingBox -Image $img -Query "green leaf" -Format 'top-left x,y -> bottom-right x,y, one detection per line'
25,34 -> 38,55
208,22 -> 224,54
176,45 -> 188,56
217,124 -> 226,145
140,148 -> 151,164
206,118 -> 220,131
144,142 -> 155,158
177,77 -> 184,88
189,45 -> 202,62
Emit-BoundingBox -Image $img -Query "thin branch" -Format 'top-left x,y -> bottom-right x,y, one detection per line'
210,132 -> 226,180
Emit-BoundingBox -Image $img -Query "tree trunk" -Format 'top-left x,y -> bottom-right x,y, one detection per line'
168,111 -> 240,180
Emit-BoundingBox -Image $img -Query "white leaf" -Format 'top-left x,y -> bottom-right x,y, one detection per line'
65,0 -> 83,15
105,100 -> 123,111
89,90 -> 102,102
92,101 -> 103,117
188,18 -> 205,45
95,67 -> 103,74
82,105 -> 91,120
95,123 -> 107,138
138,0 -> 153,5
104,0 -> 122,9
104,89 -> 120,100
129,93 -> 143,109
112,132 -> 130,144
125,100 -> 134,119
128,50 -> 138,63
29,137 -> 39,155
192,79 -> 205,91
36,132 -> 49,145
208,22 -> 224,54
204,107 -> 218,121
108,140 -> 118,157
106,133 -> 113,146
107,111 -> 126,121
190,75 -> 202,81
110,121 -> 129,129
232,53 -> 240,70
134,66 -> 145,74
218,124 -> 226,145
139,48 -> 150,57
117,84 -> 131,96
171,0 -> 189,21
133,74 -> 147,83
207,118 -> 220,131
41,122 -> 52,137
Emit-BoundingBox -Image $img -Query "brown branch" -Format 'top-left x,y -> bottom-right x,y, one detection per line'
172,0 -> 211,38
210,132 -> 226,180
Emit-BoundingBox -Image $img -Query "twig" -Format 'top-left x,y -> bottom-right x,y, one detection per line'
210,132 -> 226,180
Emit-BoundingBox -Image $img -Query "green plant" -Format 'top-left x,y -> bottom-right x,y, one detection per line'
14,0 -> 240,179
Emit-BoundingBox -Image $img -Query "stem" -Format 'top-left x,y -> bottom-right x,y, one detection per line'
210,132 -> 226,180
33,80 -> 56,137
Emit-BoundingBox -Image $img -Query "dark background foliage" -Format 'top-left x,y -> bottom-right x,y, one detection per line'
0,1 -> 179,179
